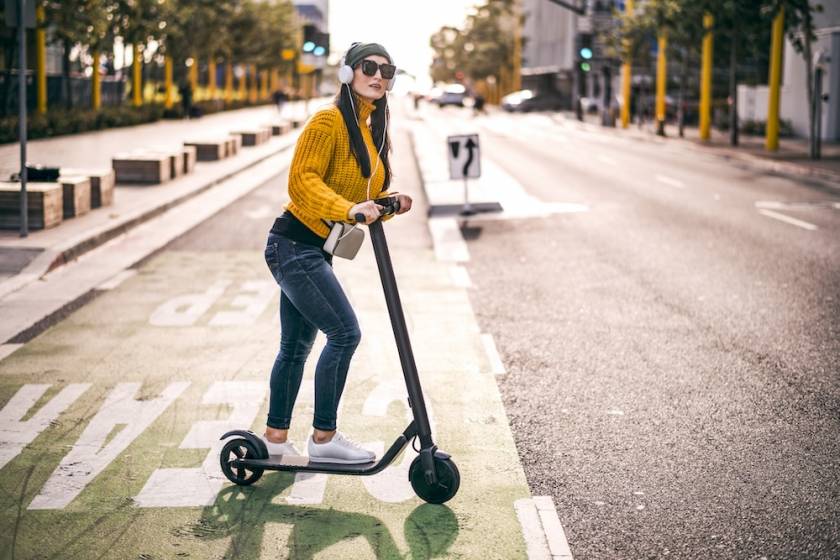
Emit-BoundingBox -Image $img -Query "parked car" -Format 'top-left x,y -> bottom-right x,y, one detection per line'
434,84 -> 467,107
502,89 -> 564,113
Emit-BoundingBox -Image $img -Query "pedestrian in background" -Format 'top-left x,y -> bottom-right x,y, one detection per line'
261,42 -> 413,464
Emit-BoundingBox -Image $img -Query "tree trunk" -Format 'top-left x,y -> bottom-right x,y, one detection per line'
729,34 -> 738,146
678,47 -> 687,138
1,37 -> 17,117
62,38 -> 73,109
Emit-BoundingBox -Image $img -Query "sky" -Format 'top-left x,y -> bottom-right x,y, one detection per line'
328,0 -> 480,91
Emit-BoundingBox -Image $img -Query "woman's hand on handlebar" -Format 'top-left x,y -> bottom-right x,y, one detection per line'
348,200 -> 383,224
395,194 -> 413,215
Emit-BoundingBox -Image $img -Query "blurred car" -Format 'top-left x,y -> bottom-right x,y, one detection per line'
434,84 -> 467,107
502,89 -> 564,113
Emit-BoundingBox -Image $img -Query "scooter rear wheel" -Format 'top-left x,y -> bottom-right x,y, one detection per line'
409,456 -> 460,504
220,438 -> 264,486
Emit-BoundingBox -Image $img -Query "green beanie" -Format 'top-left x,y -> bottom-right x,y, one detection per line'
345,42 -> 393,68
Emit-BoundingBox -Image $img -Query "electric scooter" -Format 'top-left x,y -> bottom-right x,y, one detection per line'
218,196 -> 460,504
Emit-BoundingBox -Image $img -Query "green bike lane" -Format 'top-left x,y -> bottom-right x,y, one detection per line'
0,126 -> 549,559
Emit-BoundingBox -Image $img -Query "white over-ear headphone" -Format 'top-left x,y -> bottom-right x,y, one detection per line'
338,42 -> 396,91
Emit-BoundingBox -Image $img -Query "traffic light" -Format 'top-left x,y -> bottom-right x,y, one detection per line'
576,33 -> 593,72
301,24 -> 329,57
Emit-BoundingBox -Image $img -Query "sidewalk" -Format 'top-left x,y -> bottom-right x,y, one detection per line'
0,101 -> 324,291
557,111 -> 840,186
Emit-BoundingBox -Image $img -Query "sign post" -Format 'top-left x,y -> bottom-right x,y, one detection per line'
6,0 -> 35,237
447,134 -> 481,216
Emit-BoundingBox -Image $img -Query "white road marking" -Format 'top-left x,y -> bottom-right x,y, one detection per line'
29,381 -> 189,509
515,496 -> 574,559
0,343 -> 22,362
134,381 -> 265,507
607,409 -> 625,416
97,269 -> 137,291
208,280 -> 275,326
481,333 -> 507,375
0,383 -> 90,470
534,496 -> 574,559
149,280 -> 230,326
758,209 -> 818,231
655,174 -> 685,189
597,155 -> 617,166
428,218 -> 470,262
449,265 -> 473,288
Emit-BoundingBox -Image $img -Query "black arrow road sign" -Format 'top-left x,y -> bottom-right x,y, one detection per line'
446,134 -> 481,180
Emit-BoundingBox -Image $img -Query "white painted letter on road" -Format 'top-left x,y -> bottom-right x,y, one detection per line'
28,382 -> 189,510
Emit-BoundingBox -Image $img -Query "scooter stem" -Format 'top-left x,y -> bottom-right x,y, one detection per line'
368,220 -> 435,447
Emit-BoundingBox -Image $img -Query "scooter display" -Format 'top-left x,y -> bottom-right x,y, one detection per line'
218,196 -> 460,504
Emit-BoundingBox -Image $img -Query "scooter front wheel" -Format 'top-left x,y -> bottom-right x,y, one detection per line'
220,438 -> 264,486
409,456 -> 460,504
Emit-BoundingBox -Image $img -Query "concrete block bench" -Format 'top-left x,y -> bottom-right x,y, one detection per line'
60,168 -> 115,208
112,152 -> 172,184
147,148 -> 185,180
182,145 -> 197,174
0,182 -> 63,229
58,176 -> 92,218
185,140 -> 228,162
233,128 -> 272,147
225,135 -> 242,157
268,121 -> 293,136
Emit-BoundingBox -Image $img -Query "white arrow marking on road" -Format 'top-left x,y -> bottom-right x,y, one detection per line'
134,381 -> 264,507
0,384 -> 91,470
29,382 -> 189,509
758,209 -> 818,231
655,174 -> 686,189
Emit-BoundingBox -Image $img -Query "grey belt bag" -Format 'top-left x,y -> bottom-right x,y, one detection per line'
322,220 -> 365,260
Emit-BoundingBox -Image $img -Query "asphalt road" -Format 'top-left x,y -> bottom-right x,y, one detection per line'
421,105 -> 840,559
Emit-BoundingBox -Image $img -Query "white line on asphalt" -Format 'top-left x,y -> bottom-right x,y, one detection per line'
428,218 -> 470,262
758,209 -> 818,231
597,155 -> 617,166
655,174 -> 686,189
0,343 -> 22,362
534,496 -> 574,559
480,333 -> 507,375
97,269 -> 138,291
449,265 -> 473,288
515,498 -> 552,560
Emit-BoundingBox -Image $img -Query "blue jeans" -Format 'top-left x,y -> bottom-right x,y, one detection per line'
264,233 -> 361,431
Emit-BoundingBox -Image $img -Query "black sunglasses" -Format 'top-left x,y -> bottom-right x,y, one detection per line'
357,60 -> 396,80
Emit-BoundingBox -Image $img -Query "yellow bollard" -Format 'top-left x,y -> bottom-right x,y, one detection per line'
620,0 -> 634,128
699,13 -> 714,141
239,66 -> 247,100
655,30 -> 668,135
208,60 -> 217,99
250,64 -> 258,103
766,7 -> 784,151
225,62 -> 233,103
189,54 -> 199,100
164,56 -> 173,109
133,44 -> 142,107
92,50 -> 101,110
36,6 -> 46,114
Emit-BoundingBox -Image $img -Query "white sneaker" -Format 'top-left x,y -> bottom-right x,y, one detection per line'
308,432 -> 375,464
261,436 -> 301,458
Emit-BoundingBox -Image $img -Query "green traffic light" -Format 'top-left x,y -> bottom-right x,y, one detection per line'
581,62 -> 591,72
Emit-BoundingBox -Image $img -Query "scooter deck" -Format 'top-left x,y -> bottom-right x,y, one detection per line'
235,455 -> 378,474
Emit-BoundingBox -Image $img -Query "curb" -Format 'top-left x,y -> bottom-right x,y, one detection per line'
0,135 -> 297,300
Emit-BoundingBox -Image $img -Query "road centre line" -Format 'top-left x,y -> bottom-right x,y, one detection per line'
757,209 -> 818,231
655,174 -> 686,189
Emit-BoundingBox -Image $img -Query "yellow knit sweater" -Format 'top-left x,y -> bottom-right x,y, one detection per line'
286,96 -> 387,238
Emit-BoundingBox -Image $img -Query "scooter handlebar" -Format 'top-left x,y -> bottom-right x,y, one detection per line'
353,196 -> 401,224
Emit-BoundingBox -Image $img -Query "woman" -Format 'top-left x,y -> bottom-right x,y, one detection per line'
262,42 -> 412,464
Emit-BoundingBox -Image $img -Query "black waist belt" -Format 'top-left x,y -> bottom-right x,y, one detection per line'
270,211 -> 327,250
